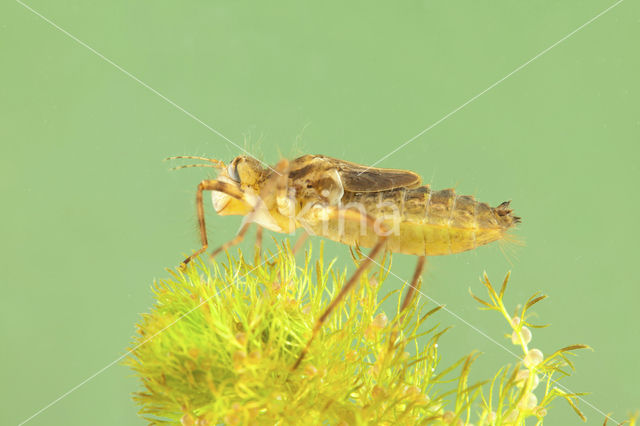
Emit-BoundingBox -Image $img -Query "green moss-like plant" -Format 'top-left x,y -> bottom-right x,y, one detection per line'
125,243 -> 634,425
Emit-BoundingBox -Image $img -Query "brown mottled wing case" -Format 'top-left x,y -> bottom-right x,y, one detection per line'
324,156 -> 422,192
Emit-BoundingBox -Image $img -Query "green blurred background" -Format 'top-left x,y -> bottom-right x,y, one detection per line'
2,0 -> 638,424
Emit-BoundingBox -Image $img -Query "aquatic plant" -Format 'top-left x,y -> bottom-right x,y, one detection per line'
126,243 -> 633,425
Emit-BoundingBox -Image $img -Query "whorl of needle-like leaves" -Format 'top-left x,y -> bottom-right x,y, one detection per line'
126,243 -> 634,425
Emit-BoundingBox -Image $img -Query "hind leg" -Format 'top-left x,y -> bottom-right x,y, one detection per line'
399,256 -> 426,312
386,256 -> 426,349
291,207 -> 389,370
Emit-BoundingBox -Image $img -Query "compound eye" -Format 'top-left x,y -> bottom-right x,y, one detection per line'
227,161 -> 240,182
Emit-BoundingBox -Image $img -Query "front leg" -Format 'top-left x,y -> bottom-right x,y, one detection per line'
179,180 -> 245,270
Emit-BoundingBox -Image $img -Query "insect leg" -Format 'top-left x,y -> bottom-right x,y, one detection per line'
208,223 -> 252,260
386,256 -> 427,352
179,180 -> 245,270
292,231 -> 309,254
399,256 -> 426,312
254,225 -> 263,263
208,159 -> 290,260
291,207 -> 389,371
387,255 -> 427,349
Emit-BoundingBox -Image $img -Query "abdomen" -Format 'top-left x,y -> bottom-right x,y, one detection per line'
322,187 -> 520,256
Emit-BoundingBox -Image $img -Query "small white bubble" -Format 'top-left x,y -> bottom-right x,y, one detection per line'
524,349 -> 544,368
515,369 -> 540,390
517,392 -> 538,411
511,326 -> 532,345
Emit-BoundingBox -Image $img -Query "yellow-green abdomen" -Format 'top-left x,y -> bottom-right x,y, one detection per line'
331,187 -> 520,256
